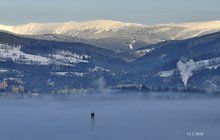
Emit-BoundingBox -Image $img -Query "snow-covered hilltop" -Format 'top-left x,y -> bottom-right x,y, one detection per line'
0,20 -> 142,35
1,20 -> 220,51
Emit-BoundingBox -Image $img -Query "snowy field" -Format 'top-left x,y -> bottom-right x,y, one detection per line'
0,92 -> 219,140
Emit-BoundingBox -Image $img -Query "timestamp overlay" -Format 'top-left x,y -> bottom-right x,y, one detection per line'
186,131 -> 204,137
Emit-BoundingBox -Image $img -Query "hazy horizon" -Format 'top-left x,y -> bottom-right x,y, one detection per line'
0,0 -> 220,25
1,19 -> 220,26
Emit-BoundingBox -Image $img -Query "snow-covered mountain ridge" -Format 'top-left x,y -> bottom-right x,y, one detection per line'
1,20 -> 220,51
0,20 -> 142,35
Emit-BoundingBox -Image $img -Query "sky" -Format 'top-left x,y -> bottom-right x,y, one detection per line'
0,0 -> 220,25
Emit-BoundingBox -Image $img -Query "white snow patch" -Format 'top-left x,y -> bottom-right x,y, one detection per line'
128,39 -> 136,50
49,50 -> 90,66
90,66 -> 110,72
158,70 -> 175,78
8,77 -> 20,81
0,43 -> 90,66
73,72 -> 86,77
52,72 -> 68,76
160,54 -> 166,59
177,59 -> 197,88
136,48 -> 154,57
206,64 -> 220,70
196,57 -> 220,68
51,72 -> 86,77
0,44 -> 49,65
0,68 -> 8,73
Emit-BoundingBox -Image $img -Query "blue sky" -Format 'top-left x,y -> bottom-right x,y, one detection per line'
0,0 -> 220,25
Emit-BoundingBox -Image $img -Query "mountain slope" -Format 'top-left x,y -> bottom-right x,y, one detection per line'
1,31 -> 220,93
0,31 -> 129,93
1,20 -> 220,52
127,31 -> 220,92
